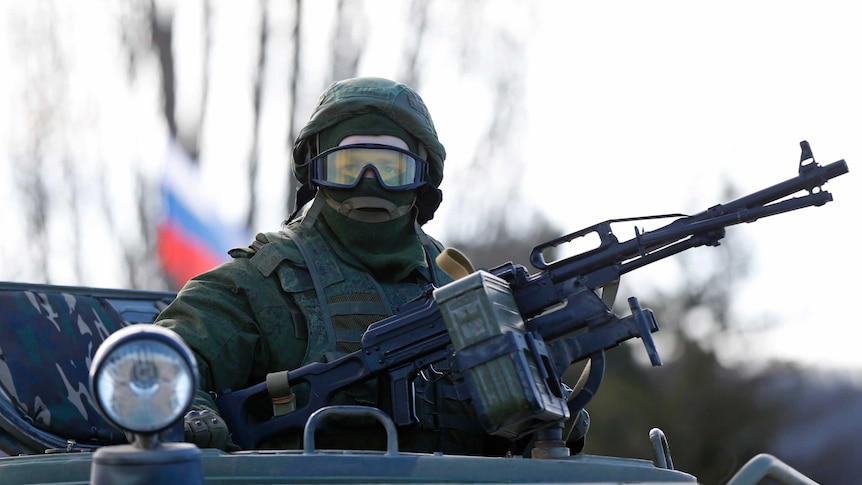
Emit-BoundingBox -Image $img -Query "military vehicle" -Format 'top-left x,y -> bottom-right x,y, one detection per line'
0,282 -> 818,484
0,142 -> 842,484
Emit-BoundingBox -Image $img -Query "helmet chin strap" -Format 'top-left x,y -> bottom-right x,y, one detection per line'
323,193 -> 415,223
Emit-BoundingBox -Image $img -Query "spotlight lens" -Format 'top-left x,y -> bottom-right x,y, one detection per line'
92,327 -> 195,434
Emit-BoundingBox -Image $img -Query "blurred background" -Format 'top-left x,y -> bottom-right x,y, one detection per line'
1,1 -> 859,482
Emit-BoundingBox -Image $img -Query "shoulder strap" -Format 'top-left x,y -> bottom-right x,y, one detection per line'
281,226 -> 339,355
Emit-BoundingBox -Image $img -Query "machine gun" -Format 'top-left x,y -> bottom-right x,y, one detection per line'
217,141 -> 848,450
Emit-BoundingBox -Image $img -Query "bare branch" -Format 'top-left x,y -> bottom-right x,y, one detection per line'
247,0 -> 269,228
285,0 -> 302,215
328,0 -> 364,85
400,0 -> 431,89
149,0 -> 178,141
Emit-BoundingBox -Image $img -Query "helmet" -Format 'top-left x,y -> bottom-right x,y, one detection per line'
292,78 -> 446,224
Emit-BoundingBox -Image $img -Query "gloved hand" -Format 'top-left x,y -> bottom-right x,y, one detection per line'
183,407 -> 239,451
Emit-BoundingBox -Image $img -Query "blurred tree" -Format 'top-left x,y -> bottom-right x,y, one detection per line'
398,0 -> 431,89
7,3 -> 67,283
115,0 -> 211,290
116,0 -> 552,281
430,1 -> 557,262
327,0 -> 363,86
284,0 -> 302,215
248,0 -> 269,228
764,371 -> 862,485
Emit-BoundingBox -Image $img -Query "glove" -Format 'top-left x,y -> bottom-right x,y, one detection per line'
183,407 -> 239,451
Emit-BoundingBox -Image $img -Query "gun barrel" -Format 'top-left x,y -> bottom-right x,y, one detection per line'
688,159 -> 847,220
540,157 -> 848,289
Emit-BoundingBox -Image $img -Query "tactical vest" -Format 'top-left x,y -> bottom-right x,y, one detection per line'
239,218 -> 495,454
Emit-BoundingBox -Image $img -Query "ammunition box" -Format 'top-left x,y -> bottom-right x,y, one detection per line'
434,271 -> 568,439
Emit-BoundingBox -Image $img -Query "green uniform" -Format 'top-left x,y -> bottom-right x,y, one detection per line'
155,205 -> 511,455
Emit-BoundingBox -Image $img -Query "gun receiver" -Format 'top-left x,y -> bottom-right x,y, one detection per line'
217,141 -> 848,450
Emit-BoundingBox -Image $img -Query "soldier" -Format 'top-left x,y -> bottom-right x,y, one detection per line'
155,77 -> 514,455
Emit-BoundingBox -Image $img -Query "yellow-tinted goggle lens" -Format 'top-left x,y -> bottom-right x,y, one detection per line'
321,146 -> 419,188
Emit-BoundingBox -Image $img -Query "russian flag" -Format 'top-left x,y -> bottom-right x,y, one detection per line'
157,140 -> 250,290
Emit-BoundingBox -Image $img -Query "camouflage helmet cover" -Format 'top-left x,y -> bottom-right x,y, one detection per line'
292,77 -> 446,189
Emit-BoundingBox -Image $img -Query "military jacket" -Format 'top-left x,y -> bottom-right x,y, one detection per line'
155,219 -> 510,455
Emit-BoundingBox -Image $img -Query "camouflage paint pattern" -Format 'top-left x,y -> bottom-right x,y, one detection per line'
0,288 -> 131,446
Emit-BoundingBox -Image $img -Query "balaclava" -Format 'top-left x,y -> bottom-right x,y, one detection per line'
291,77 -> 446,226
314,113 -> 427,282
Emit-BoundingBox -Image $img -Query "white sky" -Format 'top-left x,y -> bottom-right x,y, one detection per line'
1,1 -> 860,376
422,1 -> 862,375
518,2 -> 861,374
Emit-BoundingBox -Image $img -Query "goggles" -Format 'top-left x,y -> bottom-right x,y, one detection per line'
310,144 -> 429,190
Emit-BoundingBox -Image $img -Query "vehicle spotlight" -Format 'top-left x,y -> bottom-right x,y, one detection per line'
90,324 -> 197,441
89,325 -> 204,485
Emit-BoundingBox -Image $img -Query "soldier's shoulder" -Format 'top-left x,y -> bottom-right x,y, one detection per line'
225,230 -> 307,279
